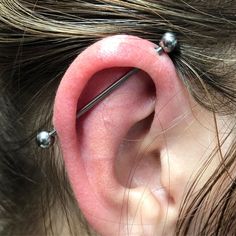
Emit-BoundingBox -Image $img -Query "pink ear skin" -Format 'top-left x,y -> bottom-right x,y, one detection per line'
53,35 -> 187,235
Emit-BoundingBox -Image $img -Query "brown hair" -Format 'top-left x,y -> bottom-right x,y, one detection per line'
0,0 -> 235,235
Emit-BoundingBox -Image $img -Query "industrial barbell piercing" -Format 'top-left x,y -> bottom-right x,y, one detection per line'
36,32 -> 178,149
158,32 -> 177,53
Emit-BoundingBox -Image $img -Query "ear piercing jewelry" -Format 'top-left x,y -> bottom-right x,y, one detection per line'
36,32 -> 178,148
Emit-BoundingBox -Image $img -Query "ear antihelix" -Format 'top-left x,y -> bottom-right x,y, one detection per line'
36,32 -> 178,148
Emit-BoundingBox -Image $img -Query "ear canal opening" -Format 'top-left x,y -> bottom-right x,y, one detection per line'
124,111 -> 155,142
114,110 -> 162,189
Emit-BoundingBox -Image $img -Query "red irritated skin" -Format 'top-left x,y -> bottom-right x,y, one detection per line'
53,35 -> 192,235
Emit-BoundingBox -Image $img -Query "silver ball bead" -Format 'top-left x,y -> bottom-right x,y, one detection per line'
159,32 -> 178,53
36,131 -> 55,148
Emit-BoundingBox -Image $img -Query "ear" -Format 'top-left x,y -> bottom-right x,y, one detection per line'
53,35 -> 194,235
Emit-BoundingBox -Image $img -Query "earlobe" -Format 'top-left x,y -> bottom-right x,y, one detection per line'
53,35 -> 184,235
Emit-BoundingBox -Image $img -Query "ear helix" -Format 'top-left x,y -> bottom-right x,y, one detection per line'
36,32 -> 178,148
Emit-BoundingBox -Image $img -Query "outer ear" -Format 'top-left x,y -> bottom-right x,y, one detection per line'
53,35 -> 190,235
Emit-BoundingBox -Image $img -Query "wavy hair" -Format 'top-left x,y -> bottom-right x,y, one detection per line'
0,0 -> 235,235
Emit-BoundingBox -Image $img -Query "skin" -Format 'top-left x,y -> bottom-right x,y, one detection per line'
53,35 -> 230,235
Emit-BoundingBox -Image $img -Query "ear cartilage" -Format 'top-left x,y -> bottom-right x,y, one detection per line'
36,32 -> 178,148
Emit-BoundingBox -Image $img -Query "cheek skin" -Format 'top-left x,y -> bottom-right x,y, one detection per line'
161,95 -> 231,208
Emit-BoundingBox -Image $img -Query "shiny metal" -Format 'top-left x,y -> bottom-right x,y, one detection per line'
76,68 -> 140,119
159,32 -> 177,53
36,131 -> 55,148
36,68 -> 139,149
36,32 -> 178,148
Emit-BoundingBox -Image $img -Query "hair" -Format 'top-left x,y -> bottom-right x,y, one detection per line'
0,0 -> 235,235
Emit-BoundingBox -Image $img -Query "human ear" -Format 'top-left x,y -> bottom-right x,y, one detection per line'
53,35 -> 192,235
